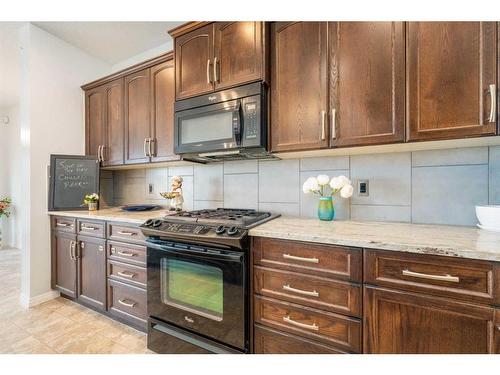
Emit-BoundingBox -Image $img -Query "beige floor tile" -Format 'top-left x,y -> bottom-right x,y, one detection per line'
0,336 -> 56,354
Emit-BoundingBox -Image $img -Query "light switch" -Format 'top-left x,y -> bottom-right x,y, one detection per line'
358,179 -> 369,196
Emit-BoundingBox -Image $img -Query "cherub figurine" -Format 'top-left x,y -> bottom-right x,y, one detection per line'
160,176 -> 184,211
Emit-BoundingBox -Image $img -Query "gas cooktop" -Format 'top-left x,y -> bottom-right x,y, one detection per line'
139,208 -> 280,249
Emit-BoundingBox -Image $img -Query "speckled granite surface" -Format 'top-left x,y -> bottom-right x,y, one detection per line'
48,207 -> 167,225
249,217 -> 500,262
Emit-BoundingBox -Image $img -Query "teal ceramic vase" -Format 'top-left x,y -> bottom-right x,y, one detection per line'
318,196 -> 334,221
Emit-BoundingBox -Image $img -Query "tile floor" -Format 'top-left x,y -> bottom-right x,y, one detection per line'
0,248 -> 151,354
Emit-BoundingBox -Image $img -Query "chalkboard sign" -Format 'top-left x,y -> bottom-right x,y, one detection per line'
48,155 -> 100,211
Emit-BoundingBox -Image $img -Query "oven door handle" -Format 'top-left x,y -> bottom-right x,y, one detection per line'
147,242 -> 243,263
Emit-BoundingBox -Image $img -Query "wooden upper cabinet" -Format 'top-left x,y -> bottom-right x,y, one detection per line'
150,59 -> 179,162
364,286 -> 496,354
103,79 -> 124,166
271,22 -> 329,152
85,86 -> 106,157
407,22 -> 498,141
175,24 -> 214,100
124,69 -> 151,164
213,22 -> 264,90
330,22 -> 405,147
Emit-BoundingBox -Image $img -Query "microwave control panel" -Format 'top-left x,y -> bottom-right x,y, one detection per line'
242,94 -> 262,147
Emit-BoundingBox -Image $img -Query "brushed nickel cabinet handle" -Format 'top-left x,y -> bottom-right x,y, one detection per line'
213,57 -> 219,83
283,253 -> 320,264
57,222 -> 70,227
81,225 -> 97,231
117,250 -> 136,257
283,284 -> 319,297
489,84 -> 497,123
97,145 -> 101,162
69,241 -> 75,260
331,108 -> 337,139
402,269 -> 460,283
98,245 -> 104,252
80,241 -> 85,249
118,299 -> 136,308
117,270 -> 136,278
101,145 -> 106,162
149,138 -> 155,157
320,110 -> 326,140
283,315 -> 319,331
143,138 -> 149,157
117,231 -> 136,236
206,59 -> 212,84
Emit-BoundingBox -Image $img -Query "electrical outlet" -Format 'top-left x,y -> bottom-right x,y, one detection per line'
358,179 -> 369,196
149,183 -> 154,194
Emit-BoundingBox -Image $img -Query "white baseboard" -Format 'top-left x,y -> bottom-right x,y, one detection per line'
20,290 -> 60,308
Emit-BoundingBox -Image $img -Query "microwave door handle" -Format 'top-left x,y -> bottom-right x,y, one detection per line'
234,102 -> 242,146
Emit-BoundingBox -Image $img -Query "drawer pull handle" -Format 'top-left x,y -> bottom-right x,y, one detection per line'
117,270 -> 136,278
81,225 -> 97,231
283,315 -> 319,331
117,250 -> 136,257
402,269 -> 460,283
283,253 -> 319,264
117,231 -> 136,236
118,299 -> 136,308
57,222 -> 72,227
283,284 -> 319,297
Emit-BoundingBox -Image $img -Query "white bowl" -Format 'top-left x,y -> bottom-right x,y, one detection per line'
475,205 -> 500,229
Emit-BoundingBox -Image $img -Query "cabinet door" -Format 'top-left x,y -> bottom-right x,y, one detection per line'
213,22 -> 264,90
77,236 -> 106,310
103,79 -> 124,166
125,69 -> 151,164
175,23 -> 214,100
85,86 -> 106,158
495,310 -> 500,354
407,22 -> 497,141
52,231 -> 77,298
330,22 -> 405,147
364,286 -> 496,354
150,60 -> 179,162
271,22 -> 328,152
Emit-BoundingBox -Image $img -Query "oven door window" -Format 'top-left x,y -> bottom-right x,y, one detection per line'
160,258 -> 223,321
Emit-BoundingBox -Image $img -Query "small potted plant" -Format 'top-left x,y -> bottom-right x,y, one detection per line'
302,175 -> 353,221
83,193 -> 99,211
0,197 -> 12,249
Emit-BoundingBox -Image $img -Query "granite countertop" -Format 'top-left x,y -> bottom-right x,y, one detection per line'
248,217 -> 500,262
48,207 -> 167,224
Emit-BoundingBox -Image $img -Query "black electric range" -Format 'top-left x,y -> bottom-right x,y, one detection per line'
140,208 -> 279,354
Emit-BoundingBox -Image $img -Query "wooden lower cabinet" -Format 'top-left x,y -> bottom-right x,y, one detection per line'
254,324 -> 347,354
495,310 -> 500,354
52,231 -> 77,298
108,279 -> 147,329
77,236 -> 106,310
364,286 -> 497,354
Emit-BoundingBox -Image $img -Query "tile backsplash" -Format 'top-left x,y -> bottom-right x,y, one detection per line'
106,146 -> 500,226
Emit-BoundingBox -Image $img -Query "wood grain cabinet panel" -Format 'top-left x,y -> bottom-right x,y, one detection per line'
103,79 -> 124,166
125,69 -> 151,164
107,222 -> 146,244
107,241 -> 147,267
329,22 -> 405,147
214,22 -> 264,90
51,231 -> 77,298
364,249 -> 500,305
52,216 -> 76,233
252,237 -> 362,281
254,324 -> 347,354
77,236 -> 106,310
254,295 -> 362,353
407,22 -> 497,141
254,266 -> 361,317
175,24 -> 214,100
495,310 -> 500,354
270,22 -> 329,152
150,59 -> 179,162
85,86 -> 106,158
77,219 -> 105,238
108,279 -> 147,329
364,286 -> 496,354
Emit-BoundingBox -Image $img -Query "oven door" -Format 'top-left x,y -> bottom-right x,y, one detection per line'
147,241 -> 247,350
174,99 -> 242,154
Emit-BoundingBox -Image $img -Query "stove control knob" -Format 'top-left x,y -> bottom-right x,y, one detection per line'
152,219 -> 162,228
215,225 -> 225,235
227,226 -> 238,236
144,219 -> 154,227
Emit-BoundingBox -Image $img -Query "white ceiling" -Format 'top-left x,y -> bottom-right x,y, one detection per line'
32,22 -> 185,64
0,22 -> 22,108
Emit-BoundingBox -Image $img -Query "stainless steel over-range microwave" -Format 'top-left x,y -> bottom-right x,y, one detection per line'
174,82 -> 273,163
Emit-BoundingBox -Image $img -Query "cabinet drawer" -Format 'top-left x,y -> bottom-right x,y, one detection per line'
254,324 -> 347,354
254,266 -> 361,317
107,222 -> 145,244
108,260 -> 147,288
52,216 -> 76,233
254,295 -> 361,353
253,237 -> 362,282
108,279 -> 147,328
364,250 -> 500,304
107,241 -> 146,266
77,219 -> 105,238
